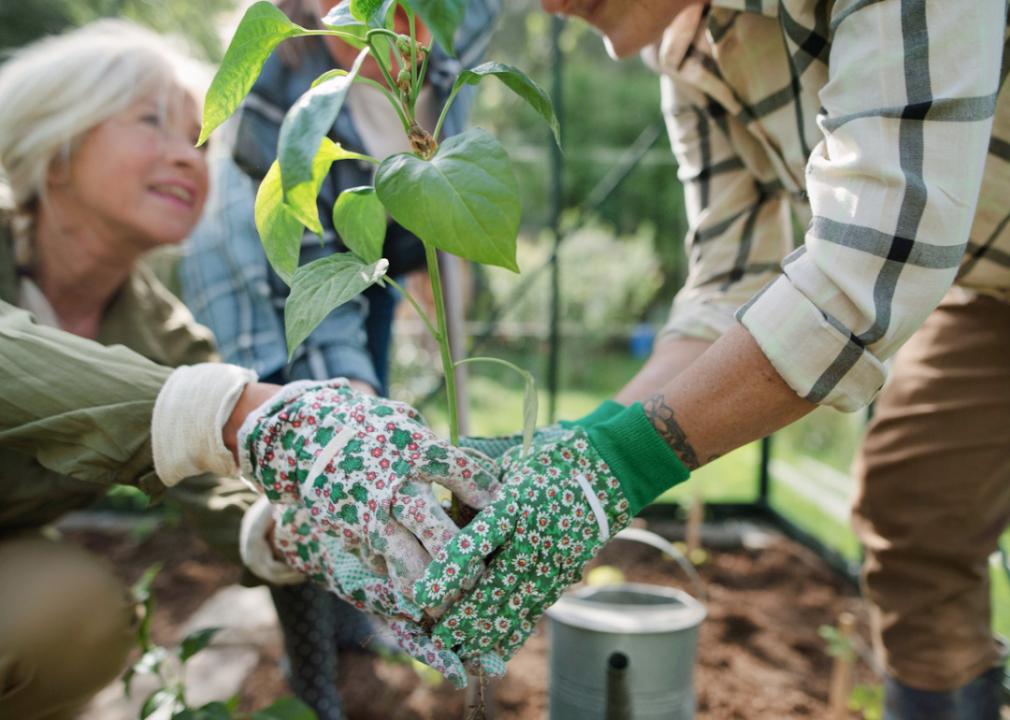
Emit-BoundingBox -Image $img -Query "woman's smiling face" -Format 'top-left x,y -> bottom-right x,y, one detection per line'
58,84 -> 208,249
539,0 -> 699,59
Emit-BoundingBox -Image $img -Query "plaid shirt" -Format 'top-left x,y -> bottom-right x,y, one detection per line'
655,0 -> 1009,411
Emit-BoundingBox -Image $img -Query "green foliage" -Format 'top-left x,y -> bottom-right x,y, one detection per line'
375,129 -> 520,271
0,0 -> 236,61
403,0 -> 466,56
254,162 -> 304,285
199,3 -> 313,145
454,62 -> 561,148
818,624 -> 856,662
251,698 -> 318,720
350,0 -> 397,28
278,49 -> 370,207
179,627 -> 223,662
456,357 -> 538,455
848,684 -> 884,720
332,187 -> 387,263
285,255 -> 389,355
287,139 -> 376,235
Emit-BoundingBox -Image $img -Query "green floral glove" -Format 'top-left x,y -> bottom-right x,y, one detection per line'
271,503 -> 502,687
459,400 -> 625,459
238,379 -> 500,594
413,403 -> 690,663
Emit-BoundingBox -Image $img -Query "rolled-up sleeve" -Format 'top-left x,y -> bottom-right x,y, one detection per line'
659,76 -> 795,344
737,0 -> 1005,411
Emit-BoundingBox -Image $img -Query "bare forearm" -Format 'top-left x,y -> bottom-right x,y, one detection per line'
615,336 -> 712,404
223,382 -> 282,461
643,323 -> 815,469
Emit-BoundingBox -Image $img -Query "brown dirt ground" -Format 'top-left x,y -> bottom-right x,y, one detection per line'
67,524 -> 875,719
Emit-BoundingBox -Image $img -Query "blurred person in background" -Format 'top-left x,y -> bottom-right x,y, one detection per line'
180,1 -> 501,716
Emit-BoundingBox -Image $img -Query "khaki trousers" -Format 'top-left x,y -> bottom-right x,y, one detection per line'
852,289 -> 1010,691
0,536 -> 135,720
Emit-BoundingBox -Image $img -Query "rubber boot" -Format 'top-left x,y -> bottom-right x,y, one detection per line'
884,665 -> 1005,720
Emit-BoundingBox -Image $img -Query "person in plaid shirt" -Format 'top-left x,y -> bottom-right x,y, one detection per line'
418,1 -> 1010,716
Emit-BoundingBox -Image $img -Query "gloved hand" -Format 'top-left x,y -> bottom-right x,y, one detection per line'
270,502 -> 503,687
459,400 -> 625,459
413,402 -> 690,663
237,378 -> 501,594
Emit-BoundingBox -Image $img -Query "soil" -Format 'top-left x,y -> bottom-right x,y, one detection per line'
67,523 -> 875,719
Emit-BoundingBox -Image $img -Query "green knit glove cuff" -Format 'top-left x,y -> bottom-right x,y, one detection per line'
586,403 -> 690,515
559,399 -> 625,429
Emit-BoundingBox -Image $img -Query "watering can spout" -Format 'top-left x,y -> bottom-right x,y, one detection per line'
606,652 -> 632,720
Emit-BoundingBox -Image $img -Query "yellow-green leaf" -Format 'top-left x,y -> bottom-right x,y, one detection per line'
254,161 -> 303,284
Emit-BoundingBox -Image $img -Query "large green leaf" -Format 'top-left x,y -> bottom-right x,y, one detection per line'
251,697 -> 318,720
351,0 -> 397,27
375,128 -> 519,271
255,161 -> 304,284
278,48 -> 368,211
286,138 -> 375,235
455,62 -> 561,148
199,2 -> 309,145
332,186 -> 386,263
285,254 -> 388,356
405,0 -> 465,56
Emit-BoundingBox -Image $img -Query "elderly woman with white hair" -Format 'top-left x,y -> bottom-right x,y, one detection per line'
0,18 -> 503,719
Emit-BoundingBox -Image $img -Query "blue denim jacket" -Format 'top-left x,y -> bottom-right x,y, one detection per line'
181,0 -> 500,392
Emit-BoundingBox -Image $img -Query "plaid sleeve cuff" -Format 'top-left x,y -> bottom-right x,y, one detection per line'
735,275 -> 886,412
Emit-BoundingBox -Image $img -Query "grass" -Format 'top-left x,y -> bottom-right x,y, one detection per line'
399,338 -> 1010,644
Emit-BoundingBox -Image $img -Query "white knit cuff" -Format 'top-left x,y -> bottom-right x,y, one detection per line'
240,497 -> 306,585
152,363 -> 257,487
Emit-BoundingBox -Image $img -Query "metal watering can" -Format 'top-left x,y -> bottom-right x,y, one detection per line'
545,527 -> 708,720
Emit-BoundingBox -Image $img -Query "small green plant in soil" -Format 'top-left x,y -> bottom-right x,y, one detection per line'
125,564 -> 317,720
199,0 -> 560,452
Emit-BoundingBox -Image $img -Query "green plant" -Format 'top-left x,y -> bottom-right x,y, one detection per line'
199,0 -> 559,455
125,564 -> 317,720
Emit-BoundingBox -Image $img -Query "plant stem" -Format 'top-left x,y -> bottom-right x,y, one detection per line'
432,83 -> 462,141
382,276 -> 440,342
423,243 -> 459,446
366,34 -> 399,99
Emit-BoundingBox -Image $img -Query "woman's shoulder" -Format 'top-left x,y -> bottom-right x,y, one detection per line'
100,256 -> 220,368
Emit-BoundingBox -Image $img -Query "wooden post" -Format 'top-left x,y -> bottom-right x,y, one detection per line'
828,612 -> 856,719
685,490 -> 704,557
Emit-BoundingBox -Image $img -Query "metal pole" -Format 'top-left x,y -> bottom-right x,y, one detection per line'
758,434 -> 772,508
546,13 -> 564,423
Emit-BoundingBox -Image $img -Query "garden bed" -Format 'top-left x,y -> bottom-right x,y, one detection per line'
68,521 -> 873,719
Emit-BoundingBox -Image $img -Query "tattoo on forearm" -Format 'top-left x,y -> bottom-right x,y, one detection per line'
643,394 -> 701,470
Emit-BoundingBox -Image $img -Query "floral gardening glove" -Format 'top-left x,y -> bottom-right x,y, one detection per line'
237,379 -> 500,595
413,402 -> 691,663
459,400 -> 625,459
271,504 -> 503,687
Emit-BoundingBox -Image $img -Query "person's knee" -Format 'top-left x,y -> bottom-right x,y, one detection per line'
0,537 -> 136,719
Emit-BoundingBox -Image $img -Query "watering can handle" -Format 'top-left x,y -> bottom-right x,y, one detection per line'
613,527 -> 709,603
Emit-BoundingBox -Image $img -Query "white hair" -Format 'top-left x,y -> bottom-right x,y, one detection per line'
0,19 -> 208,213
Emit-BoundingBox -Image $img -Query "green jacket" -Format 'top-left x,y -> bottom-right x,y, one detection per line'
0,217 -> 253,562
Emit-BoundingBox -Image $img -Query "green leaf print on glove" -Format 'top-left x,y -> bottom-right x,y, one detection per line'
238,379 -> 500,595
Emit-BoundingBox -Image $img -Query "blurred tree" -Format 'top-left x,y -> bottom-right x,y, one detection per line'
0,0 -> 237,61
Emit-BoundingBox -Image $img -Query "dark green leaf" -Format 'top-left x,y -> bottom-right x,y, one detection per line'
178,627 -> 222,663
251,696 -> 320,720
285,254 -> 388,356
404,0 -> 465,56
332,186 -> 386,263
286,138 -> 376,235
199,2 -> 309,145
141,688 -> 177,720
375,128 -> 519,271
255,161 -> 303,285
455,62 -> 561,148
278,48 -> 368,211
186,701 -> 233,720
